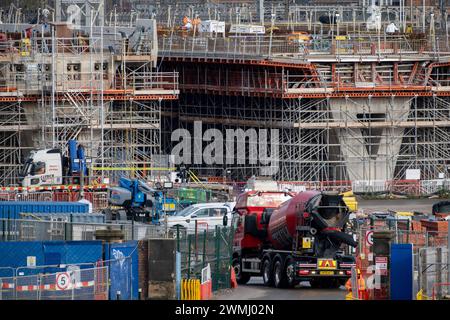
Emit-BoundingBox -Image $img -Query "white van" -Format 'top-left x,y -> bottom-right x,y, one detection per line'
165,202 -> 235,232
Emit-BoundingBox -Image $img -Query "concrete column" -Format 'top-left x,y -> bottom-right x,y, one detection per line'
329,97 -> 411,181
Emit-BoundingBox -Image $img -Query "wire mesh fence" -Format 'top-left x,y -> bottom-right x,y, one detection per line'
176,225 -> 234,292
418,247 -> 450,300
0,218 -> 170,241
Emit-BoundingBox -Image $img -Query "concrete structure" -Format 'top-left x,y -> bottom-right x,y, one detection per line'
2,0 -> 450,193
329,97 -> 411,181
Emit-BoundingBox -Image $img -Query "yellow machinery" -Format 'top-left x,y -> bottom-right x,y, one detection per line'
288,31 -> 311,43
341,190 -> 358,212
19,38 -> 31,57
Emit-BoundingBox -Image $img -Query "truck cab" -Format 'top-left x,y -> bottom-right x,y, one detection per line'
19,140 -> 87,188
19,149 -> 64,187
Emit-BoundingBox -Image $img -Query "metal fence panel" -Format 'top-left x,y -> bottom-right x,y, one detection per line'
418,247 -> 450,299
0,266 -> 108,300
0,218 -> 171,242
177,225 -> 234,292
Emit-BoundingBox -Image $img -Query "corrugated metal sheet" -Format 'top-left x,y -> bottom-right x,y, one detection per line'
0,201 -> 89,219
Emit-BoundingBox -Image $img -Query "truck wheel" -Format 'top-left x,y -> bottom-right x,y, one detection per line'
285,256 -> 298,288
273,260 -> 288,288
232,258 -> 251,285
262,258 -> 274,287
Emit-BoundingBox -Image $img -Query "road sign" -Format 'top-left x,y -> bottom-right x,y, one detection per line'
56,272 -> 71,290
365,230 -> 374,246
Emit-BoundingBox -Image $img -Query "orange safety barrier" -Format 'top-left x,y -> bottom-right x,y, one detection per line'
200,280 -> 212,300
230,267 -> 238,289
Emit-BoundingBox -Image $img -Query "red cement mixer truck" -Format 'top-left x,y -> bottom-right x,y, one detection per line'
231,190 -> 357,288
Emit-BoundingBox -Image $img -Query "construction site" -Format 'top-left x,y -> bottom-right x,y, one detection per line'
0,0 -> 449,303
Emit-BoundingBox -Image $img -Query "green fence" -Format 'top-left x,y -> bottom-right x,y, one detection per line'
176,225 -> 235,291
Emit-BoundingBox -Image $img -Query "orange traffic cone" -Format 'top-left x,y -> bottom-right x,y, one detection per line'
230,267 -> 238,288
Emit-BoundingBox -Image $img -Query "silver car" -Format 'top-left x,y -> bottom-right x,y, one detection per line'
165,202 -> 235,233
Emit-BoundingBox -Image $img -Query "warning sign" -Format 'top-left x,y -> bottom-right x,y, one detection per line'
26,256 -> 36,267
56,272 -> 71,290
365,231 -> 374,246
317,259 -> 337,270
375,256 -> 388,276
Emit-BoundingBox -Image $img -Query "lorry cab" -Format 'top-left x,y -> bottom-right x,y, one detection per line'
19,139 -> 87,188
19,149 -> 64,187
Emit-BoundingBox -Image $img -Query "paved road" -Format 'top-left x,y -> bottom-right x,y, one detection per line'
358,198 -> 440,214
213,277 -> 347,300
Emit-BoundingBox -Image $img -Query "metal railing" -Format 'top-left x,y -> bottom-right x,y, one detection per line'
0,191 -> 108,211
158,34 -> 446,60
114,71 -> 179,92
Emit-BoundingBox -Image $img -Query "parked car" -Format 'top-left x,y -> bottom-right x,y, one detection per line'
165,202 -> 235,232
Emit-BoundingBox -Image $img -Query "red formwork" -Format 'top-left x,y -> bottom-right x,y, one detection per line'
0,190 -> 108,211
52,191 -> 79,202
386,179 -> 421,195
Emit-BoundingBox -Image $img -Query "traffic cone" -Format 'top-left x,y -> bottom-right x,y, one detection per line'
230,267 -> 238,288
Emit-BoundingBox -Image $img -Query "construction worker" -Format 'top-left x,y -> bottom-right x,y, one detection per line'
357,270 -> 368,299
406,24 -> 413,34
345,269 -> 368,300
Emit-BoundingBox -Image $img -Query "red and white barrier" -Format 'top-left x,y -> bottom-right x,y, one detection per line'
200,264 -> 212,300
10,281 -> 96,292
0,184 -> 108,192
200,280 -> 212,300
1,282 -> 14,289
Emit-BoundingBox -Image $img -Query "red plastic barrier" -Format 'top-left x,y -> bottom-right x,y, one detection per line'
200,280 -> 212,300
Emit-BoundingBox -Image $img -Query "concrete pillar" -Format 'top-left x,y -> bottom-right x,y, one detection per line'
329,97 -> 411,181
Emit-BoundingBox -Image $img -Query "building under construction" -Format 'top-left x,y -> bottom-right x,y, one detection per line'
1,0 -> 450,194
0,0 -> 178,186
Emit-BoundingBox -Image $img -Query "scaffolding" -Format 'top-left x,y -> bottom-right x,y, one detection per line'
0,6 -> 178,186
162,92 -> 450,183
158,30 -> 450,183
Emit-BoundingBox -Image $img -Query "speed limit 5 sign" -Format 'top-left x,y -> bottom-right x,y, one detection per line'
56,272 -> 72,290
